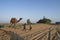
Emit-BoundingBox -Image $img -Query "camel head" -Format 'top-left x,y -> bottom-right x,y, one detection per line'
17,18 -> 22,22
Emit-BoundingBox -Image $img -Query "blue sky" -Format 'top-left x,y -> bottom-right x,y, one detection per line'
0,0 -> 60,23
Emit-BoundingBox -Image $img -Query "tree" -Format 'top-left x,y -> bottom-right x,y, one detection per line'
56,22 -> 60,24
37,17 -> 51,24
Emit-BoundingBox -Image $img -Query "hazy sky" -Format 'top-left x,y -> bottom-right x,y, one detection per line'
0,0 -> 60,23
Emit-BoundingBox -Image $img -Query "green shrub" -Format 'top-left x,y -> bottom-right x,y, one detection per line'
37,16 -> 51,24
0,25 -> 4,28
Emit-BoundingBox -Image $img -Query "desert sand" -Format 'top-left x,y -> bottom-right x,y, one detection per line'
0,23 -> 60,40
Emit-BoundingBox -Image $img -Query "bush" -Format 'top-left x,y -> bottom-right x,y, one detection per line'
0,25 -> 4,28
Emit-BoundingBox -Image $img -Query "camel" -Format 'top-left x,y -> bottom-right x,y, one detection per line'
10,18 -> 22,28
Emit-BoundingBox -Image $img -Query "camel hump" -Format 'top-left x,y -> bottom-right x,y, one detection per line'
10,18 -> 17,23
11,18 -> 17,20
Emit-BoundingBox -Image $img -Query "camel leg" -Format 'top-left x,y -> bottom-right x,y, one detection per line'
13,23 -> 17,28
9,23 -> 15,28
9,23 -> 12,27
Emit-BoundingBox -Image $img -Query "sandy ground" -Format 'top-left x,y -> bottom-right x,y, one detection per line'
0,24 -> 60,40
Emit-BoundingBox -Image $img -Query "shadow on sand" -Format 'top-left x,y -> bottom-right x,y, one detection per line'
7,31 -> 24,40
0,29 -> 24,40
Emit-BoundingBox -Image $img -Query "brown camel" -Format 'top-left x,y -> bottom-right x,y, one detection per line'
10,18 -> 22,27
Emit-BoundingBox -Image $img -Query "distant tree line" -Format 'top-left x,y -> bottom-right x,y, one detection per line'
55,22 -> 60,24
26,17 -> 60,25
